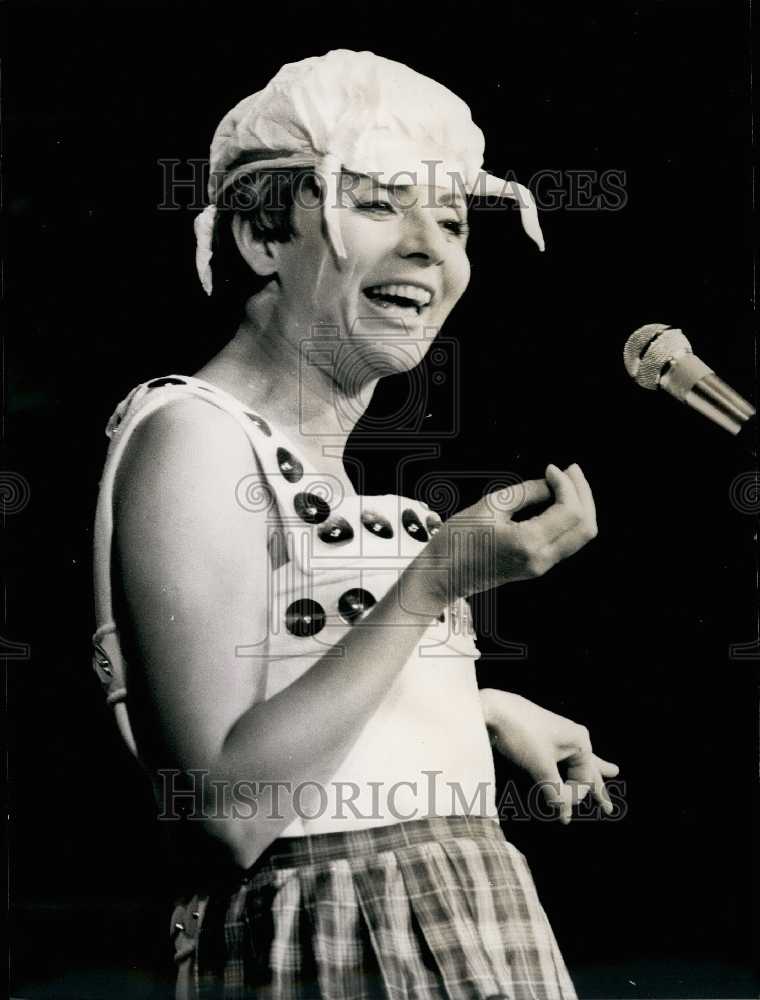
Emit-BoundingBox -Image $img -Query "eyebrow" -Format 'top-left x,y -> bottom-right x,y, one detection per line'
437,192 -> 467,208
372,183 -> 467,210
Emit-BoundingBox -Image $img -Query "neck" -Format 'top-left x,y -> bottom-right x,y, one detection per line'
193,309 -> 378,491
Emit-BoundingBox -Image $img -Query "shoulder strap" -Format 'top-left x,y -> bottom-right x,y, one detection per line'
91,374 -> 277,759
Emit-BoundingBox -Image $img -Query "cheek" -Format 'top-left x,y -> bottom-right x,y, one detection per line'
339,209 -> 401,259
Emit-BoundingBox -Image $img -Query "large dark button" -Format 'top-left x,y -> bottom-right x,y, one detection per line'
426,514 -> 443,536
294,492 -> 331,524
277,447 -> 303,484
402,509 -> 428,542
147,377 -> 186,388
338,589 -> 376,624
285,599 -> 326,637
361,510 -> 394,539
317,517 -> 354,544
245,412 -> 272,437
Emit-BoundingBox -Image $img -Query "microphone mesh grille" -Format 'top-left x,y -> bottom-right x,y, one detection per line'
624,324 -> 691,390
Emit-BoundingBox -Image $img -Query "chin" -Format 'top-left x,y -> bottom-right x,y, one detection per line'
330,337 -> 431,392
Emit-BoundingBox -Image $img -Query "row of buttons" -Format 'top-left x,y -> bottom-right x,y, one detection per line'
293,491 -> 441,543
285,593 -> 447,637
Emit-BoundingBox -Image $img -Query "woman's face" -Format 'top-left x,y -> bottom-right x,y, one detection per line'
267,173 -> 471,383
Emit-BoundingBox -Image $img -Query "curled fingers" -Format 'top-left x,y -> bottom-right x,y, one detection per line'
564,463 -> 598,535
512,466 -> 584,575
531,465 -> 597,568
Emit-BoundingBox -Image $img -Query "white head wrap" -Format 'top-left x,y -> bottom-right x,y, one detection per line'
194,49 -> 545,295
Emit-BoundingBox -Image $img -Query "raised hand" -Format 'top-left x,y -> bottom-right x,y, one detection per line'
426,464 -> 598,601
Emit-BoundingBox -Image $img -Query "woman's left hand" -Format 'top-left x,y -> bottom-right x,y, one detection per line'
480,689 -> 619,824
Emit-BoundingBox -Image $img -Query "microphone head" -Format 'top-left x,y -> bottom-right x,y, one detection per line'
624,324 -> 693,390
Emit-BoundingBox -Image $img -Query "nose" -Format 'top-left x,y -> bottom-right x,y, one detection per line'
396,210 -> 447,266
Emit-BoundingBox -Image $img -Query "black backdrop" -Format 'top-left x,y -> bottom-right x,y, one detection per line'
6,2 -> 758,998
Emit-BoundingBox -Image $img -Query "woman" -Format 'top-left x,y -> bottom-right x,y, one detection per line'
92,50 -> 617,999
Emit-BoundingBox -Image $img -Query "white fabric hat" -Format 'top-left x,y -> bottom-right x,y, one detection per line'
194,49 -> 545,294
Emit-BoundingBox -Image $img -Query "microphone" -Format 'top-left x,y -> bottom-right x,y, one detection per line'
623,324 -> 756,435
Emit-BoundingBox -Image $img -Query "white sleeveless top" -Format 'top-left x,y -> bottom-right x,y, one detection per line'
91,375 -> 497,835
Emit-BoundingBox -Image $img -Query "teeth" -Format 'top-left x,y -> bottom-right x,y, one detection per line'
365,283 -> 432,308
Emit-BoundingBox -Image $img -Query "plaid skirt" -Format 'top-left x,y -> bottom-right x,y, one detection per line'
170,816 -> 576,1000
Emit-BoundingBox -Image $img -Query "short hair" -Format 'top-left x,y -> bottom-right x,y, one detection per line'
209,167 -> 320,326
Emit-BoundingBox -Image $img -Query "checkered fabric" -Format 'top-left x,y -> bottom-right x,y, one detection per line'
181,816 -> 576,1000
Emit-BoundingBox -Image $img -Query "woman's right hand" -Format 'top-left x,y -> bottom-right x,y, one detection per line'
425,464 -> 598,601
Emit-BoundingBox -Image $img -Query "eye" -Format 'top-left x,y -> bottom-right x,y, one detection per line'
355,199 -> 397,215
441,217 -> 470,239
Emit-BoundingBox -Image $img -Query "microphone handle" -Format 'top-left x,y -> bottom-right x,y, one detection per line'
660,354 -> 756,436
688,374 -> 756,435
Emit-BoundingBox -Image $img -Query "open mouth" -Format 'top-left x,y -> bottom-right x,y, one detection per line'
362,283 -> 433,316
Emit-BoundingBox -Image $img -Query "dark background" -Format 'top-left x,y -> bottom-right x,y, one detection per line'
6,1 -> 758,997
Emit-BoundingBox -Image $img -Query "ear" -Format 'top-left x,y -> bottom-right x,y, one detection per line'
231,214 -> 280,277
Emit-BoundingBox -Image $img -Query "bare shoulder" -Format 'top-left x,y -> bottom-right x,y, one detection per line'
115,394 -> 255,501
113,392 -> 271,630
